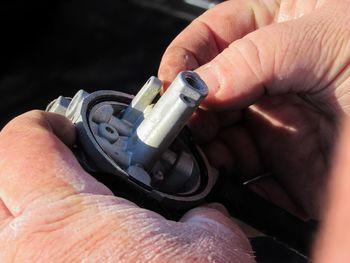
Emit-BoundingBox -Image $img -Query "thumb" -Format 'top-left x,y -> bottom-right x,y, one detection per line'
181,203 -> 254,262
196,7 -> 349,111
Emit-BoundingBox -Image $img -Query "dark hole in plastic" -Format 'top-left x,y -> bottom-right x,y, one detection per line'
106,126 -> 114,134
182,95 -> 192,104
185,75 -> 203,91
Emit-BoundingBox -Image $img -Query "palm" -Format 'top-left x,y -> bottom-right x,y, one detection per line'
242,95 -> 333,218
190,93 -> 334,219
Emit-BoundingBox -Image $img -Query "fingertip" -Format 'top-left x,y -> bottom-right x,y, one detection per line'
2,110 -> 76,147
180,203 -> 238,234
158,46 -> 200,89
0,110 -> 114,215
25,110 -> 76,146
203,202 -> 230,216
181,203 -> 255,262
195,62 -> 253,112
194,32 -> 272,111
44,112 -> 76,146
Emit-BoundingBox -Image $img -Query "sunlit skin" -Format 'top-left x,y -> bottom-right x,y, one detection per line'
159,0 -> 350,219
0,111 -> 253,262
1,0 -> 350,261
314,118 -> 350,263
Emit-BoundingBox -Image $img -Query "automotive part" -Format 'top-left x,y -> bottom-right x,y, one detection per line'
46,71 -> 217,209
46,70 -> 317,261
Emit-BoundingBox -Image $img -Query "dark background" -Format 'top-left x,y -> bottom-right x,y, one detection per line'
0,0 -> 188,127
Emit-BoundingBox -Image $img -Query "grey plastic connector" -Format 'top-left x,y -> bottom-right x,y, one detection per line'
46,96 -> 71,115
93,104 -> 132,136
128,71 -> 208,168
46,71 -> 216,208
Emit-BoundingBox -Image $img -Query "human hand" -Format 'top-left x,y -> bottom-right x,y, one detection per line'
0,111 -> 253,262
313,117 -> 350,262
159,0 -> 350,219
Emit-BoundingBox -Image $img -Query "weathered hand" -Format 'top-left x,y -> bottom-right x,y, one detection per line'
159,0 -> 350,219
0,111 -> 253,262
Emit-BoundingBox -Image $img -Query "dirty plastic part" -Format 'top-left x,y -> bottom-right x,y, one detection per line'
46,71 -> 217,209
122,76 -> 162,124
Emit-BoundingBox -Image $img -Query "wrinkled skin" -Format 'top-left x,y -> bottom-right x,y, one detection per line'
0,111 -> 254,262
2,0 -> 350,262
159,0 -> 350,219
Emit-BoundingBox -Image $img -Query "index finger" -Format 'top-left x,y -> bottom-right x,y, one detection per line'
158,0 -> 279,85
